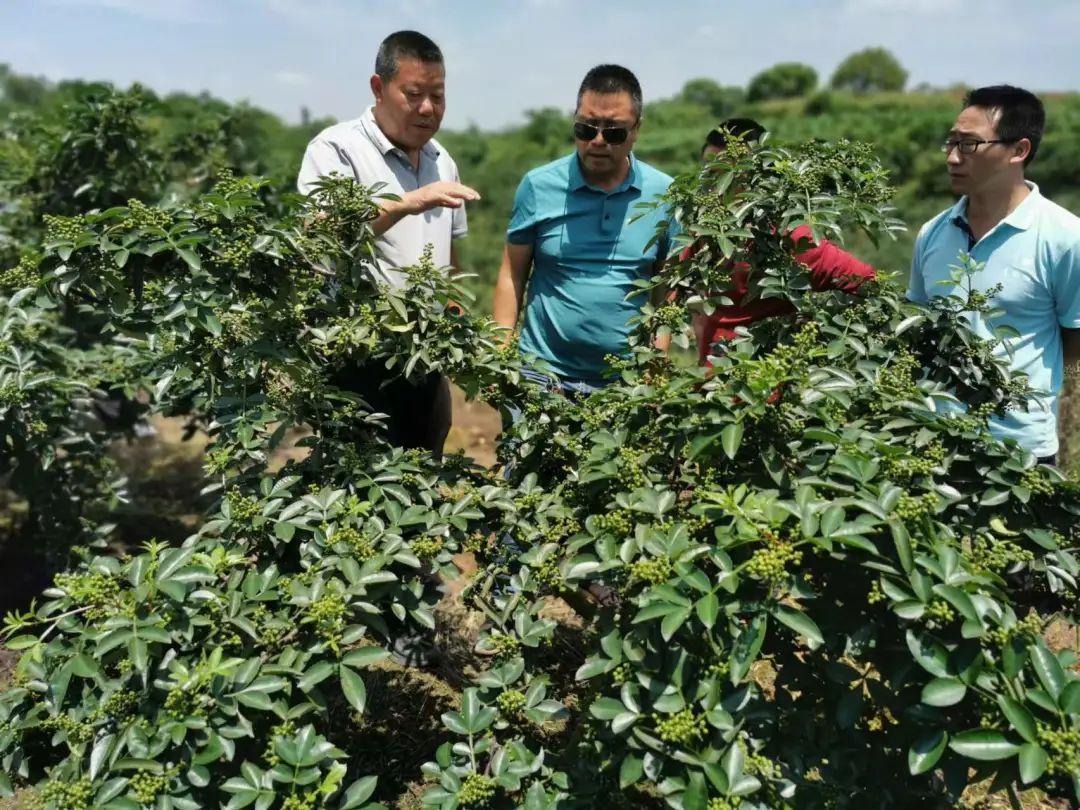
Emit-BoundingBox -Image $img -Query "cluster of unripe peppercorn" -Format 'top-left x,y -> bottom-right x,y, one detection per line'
653,708 -> 707,746
745,531 -> 803,585
893,491 -> 938,521
458,773 -> 498,806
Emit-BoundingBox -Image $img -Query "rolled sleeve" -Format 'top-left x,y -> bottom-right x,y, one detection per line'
297,139 -> 353,195
1053,246 -> 1080,328
506,176 -> 537,246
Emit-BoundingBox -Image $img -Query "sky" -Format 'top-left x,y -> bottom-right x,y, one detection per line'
3,0 -> 1079,131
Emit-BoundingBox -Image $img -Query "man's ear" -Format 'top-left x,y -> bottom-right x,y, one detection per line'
1011,137 -> 1032,166
370,74 -> 383,103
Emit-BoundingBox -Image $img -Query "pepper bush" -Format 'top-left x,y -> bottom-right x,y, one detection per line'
0,135 -> 1078,810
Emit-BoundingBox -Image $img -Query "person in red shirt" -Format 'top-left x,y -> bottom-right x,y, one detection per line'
690,119 -> 876,365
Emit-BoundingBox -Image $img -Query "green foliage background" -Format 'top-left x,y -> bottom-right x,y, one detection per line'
4,64 -> 1079,308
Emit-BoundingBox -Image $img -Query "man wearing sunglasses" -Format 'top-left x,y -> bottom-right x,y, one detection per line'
492,64 -> 677,396
907,85 -> 1080,464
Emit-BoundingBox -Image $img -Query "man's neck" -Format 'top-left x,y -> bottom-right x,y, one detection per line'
580,155 -> 631,192
966,177 -> 1031,240
372,106 -> 421,170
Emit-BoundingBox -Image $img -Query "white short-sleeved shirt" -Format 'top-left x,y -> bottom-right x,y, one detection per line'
297,106 -> 467,290
908,182 -> 1080,457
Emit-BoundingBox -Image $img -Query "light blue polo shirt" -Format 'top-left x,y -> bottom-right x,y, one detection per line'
908,182 -> 1080,457
508,153 -> 675,382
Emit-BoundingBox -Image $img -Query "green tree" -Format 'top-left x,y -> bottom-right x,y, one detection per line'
830,47 -> 908,94
678,77 -> 745,118
746,62 -> 818,102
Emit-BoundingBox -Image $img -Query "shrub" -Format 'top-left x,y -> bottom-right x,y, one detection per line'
746,63 -> 818,103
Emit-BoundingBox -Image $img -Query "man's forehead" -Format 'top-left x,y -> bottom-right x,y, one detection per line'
390,59 -> 445,83
952,105 -> 998,133
577,91 -> 635,118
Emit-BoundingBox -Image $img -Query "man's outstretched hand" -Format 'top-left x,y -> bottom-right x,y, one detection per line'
400,181 -> 480,214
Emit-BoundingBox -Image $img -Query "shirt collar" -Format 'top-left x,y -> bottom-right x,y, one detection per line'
570,152 -> 641,193
950,180 -> 1041,232
359,106 -> 441,161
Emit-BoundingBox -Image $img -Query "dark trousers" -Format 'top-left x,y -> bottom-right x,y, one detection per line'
334,363 -> 451,456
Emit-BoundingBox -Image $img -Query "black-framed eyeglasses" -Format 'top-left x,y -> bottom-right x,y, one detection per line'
573,121 -> 632,145
942,138 -> 1017,155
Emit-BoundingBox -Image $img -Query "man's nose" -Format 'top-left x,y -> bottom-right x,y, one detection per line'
946,146 -> 963,165
417,96 -> 435,116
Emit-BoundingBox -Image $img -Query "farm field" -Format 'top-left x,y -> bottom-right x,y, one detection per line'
1,63 -> 1079,810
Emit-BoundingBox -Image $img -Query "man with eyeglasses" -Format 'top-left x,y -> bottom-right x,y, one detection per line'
492,64 -> 677,396
907,85 -> 1080,464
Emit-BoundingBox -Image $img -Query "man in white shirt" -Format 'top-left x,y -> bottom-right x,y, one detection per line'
298,30 -> 479,455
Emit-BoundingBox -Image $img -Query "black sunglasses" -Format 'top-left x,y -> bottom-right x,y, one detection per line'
573,121 -> 632,145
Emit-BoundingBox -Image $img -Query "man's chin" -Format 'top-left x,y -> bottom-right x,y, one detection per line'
948,176 -> 968,194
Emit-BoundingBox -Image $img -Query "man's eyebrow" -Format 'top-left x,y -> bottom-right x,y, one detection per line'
948,129 -> 981,138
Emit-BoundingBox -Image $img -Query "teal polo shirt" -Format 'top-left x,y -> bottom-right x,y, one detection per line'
507,153 -> 675,382
908,182 -> 1080,457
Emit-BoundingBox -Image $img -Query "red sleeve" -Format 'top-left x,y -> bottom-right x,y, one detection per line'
788,225 -> 875,294
679,242 -> 698,262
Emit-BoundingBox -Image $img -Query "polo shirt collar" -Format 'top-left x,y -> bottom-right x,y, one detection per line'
570,152 -> 642,193
950,180 -> 1041,232
359,106 -> 441,161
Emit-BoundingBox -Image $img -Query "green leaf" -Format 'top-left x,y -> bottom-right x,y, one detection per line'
908,729 -> 948,775
176,247 -> 201,270
772,606 -> 824,648
721,422 -> 744,460
340,666 -> 367,715
341,647 -> 390,668
298,661 -> 336,692
1030,642 -> 1066,700
696,593 -> 719,629
618,755 -> 643,789
948,729 -> 1021,761
1018,743 -> 1048,785
997,695 -> 1037,743
682,772 -> 708,810
921,677 -> 967,707
1061,680 -> 1080,713
338,775 -> 378,809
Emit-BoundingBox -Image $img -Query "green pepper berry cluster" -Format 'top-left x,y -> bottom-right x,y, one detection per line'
0,254 -> 41,291
41,713 -> 95,744
411,536 -> 444,560
1020,467 -> 1054,497
922,599 -> 956,630
280,790 -> 320,810
969,534 -> 1034,576
496,689 -> 527,720
164,685 -> 205,720
458,773 -> 497,806
654,708 -> 707,746
630,555 -> 673,587
531,558 -> 568,593
866,581 -> 885,605
654,303 -> 687,330
884,441 -> 944,480
1036,723 -> 1080,777
128,770 -> 173,805
54,570 -> 122,621
329,526 -> 375,560
985,612 -> 1042,647
123,198 -> 172,231
894,491 -> 937,521
226,491 -> 262,524
43,213 -> 87,243
486,632 -> 521,660
706,660 -> 730,679
611,663 -> 632,685
745,542 -> 803,585
707,798 -> 739,810
871,350 -> 919,411
305,591 -> 347,654
617,446 -> 647,489
40,777 -> 94,810
593,510 -> 632,537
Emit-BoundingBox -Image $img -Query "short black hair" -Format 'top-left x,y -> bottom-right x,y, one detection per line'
577,64 -> 643,122
963,85 -> 1045,165
702,117 -> 766,156
374,30 -> 443,82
